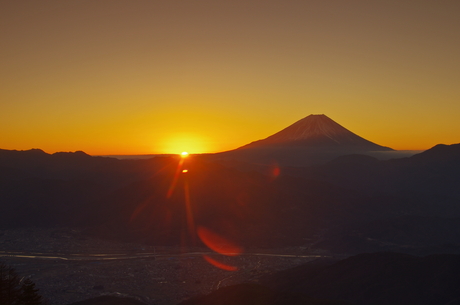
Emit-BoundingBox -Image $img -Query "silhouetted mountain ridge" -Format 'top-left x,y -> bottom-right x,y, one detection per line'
0,143 -> 460,253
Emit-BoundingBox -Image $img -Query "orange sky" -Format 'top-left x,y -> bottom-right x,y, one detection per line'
1,1 -> 459,154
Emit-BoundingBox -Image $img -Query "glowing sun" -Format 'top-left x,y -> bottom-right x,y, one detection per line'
159,134 -> 209,154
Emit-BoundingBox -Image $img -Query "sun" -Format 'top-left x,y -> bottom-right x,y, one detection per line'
158,134 -> 209,154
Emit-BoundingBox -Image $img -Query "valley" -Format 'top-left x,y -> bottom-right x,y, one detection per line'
0,228 -> 324,305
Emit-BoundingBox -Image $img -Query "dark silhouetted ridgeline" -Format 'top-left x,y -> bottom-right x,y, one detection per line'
0,144 -> 459,254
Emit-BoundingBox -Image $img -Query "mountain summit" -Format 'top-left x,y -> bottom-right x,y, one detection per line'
240,114 -> 393,152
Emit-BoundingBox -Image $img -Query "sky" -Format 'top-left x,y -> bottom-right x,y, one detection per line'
1,0 -> 459,154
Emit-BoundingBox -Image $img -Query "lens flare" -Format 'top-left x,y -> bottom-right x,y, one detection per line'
197,226 -> 243,256
166,157 -> 186,198
268,161 -> 280,181
203,255 -> 238,271
184,179 -> 196,243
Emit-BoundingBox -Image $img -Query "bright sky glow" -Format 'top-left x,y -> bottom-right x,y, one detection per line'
1,1 -> 459,154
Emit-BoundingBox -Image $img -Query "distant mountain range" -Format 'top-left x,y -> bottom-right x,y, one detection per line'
1,142 -> 460,254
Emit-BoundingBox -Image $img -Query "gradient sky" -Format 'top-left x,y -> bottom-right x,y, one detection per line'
1,1 -> 459,154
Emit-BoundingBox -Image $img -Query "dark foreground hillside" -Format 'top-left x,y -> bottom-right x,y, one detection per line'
178,283 -> 352,305
180,252 -> 460,305
68,295 -> 147,305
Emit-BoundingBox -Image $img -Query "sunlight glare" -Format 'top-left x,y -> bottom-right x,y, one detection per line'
159,134 -> 209,154
181,151 -> 189,158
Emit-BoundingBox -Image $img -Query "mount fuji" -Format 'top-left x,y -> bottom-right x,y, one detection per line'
240,114 -> 392,151
211,114 -> 394,166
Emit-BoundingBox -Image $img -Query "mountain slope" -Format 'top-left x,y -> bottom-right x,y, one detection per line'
180,252 -> 460,305
260,252 -> 460,305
